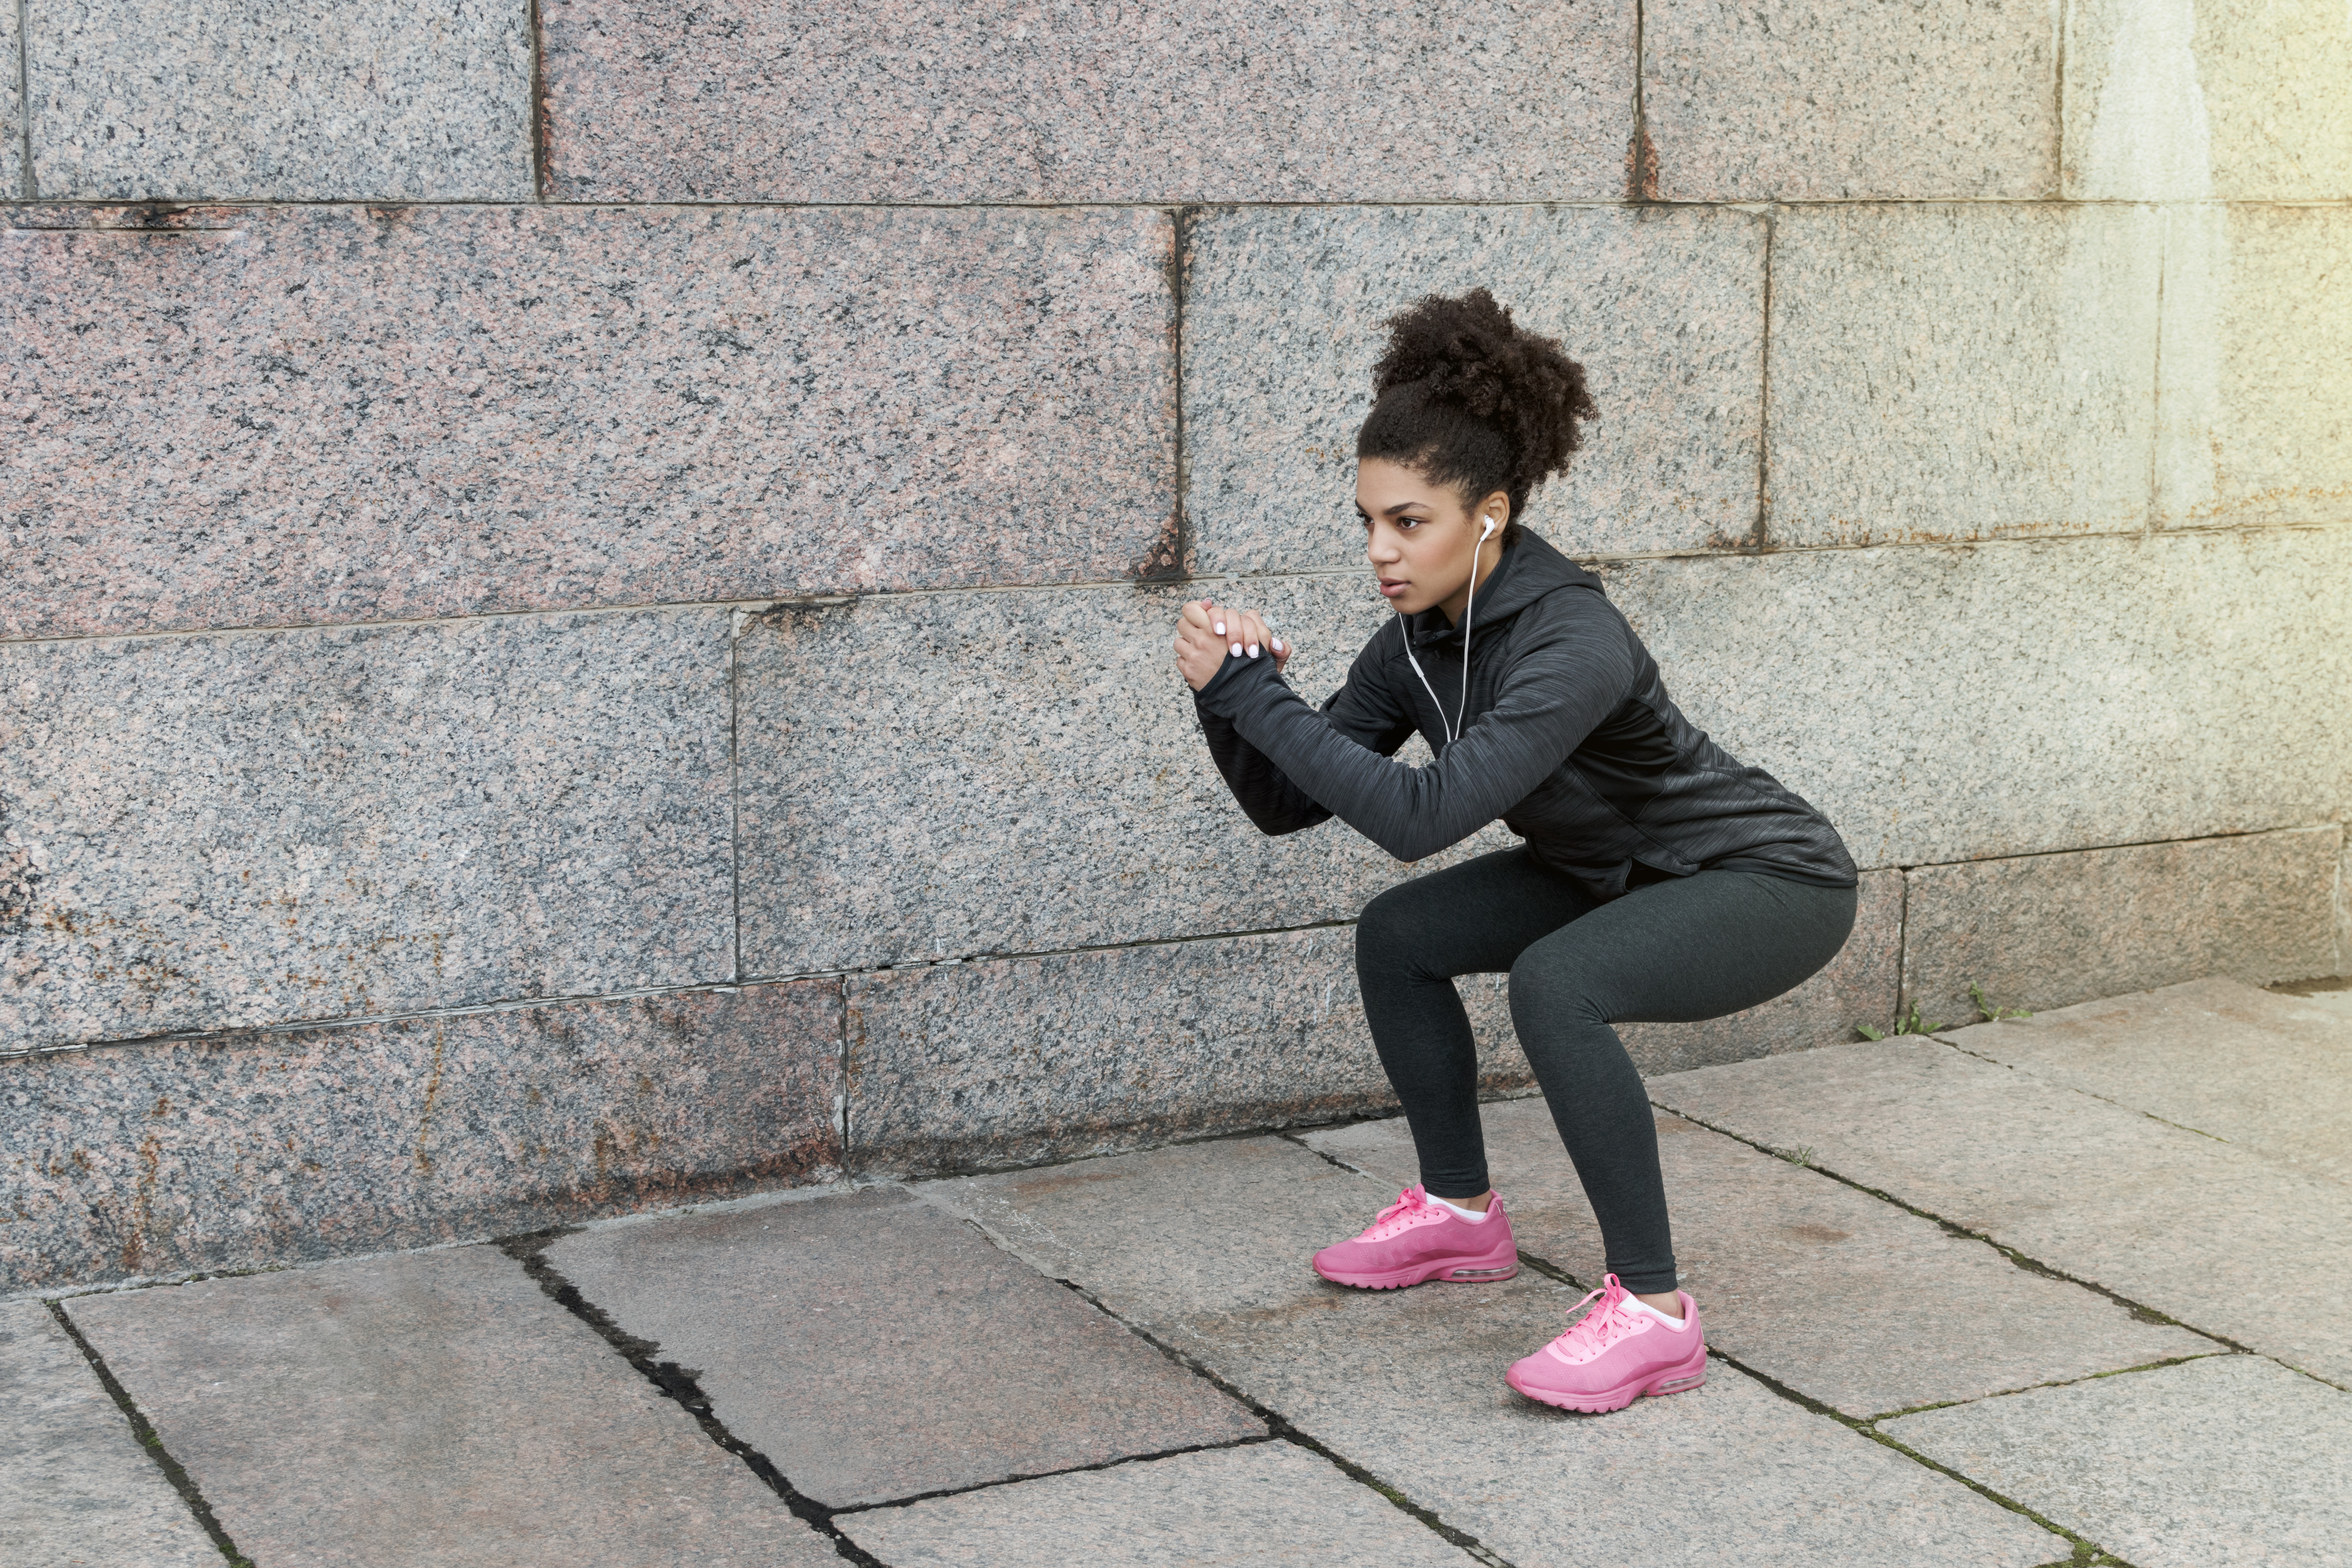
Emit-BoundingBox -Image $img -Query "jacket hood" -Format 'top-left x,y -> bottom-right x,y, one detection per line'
1402,528 -> 1604,649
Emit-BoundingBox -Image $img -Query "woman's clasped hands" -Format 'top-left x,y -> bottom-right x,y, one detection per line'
1173,597 -> 1293,693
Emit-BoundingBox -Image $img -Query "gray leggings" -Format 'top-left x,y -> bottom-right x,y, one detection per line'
1354,850 -> 1858,1294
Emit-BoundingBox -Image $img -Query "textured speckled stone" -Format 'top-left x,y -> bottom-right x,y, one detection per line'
546,1189 -> 1260,1509
1645,0 -> 2058,200
1648,1037 -> 2352,1384
1182,205 -> 1767,574
0,609 -> 731,1050
1595,529 -> 2352,870
1942,977 -> 2352,1184
66,1247 -> 831,1567
1766,204 -> 2161,548
0,1301 -> 217,1568
836,1442 -> 1481,1568
1884,1356 -> 2352,1568
0,204 -> 1175,639
0,981 -> 840,1294
0,6 -> 20,200
1305,1099 -> 2207,1419
542,0 -> 1631,203
25,0 -> 532,200
2155,205 -> 2352,529
1900,829 -> 2343,1027
2065,0 -> 2352,200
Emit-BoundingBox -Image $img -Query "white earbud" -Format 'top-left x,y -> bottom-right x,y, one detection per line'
1480,515 -> 1497,540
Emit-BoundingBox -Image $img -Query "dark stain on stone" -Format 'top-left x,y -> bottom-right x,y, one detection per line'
1628,123 -> 1661,203
1780,1223 -> 1853,1245
1131,510 -> 1186,581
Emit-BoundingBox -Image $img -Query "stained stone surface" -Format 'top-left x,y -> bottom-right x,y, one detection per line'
1648,1037 -> 2352,1384
1305,1100 -> 2209,1419
1646,0 -> 2059,200
540,0 -> 1632,203
1883,1355 -> 2352,1568
1900,829 -> 2344,1025
0,204 -> 1176,639
65,1248 -> 831,1567
835,1442 -> 1481,1568
24,0 -> 533,200
1765,203 -> 2162,548
0,609 -> 732,1050
0,1300 -> 217,1568
544,1189 -> 1261,1509
1595,530 -> 2352,872
1,981 -> 841,1294
2065,0 -> 2352,200
1941,977 -> 2352,1183
1182,204 -> 1768,574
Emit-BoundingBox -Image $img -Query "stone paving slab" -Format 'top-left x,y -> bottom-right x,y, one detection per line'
1942,977 -> 2352,1181
1305,1101 -> 2209,1418
545,1188 -> 1261,1509
1883,1355 -> 2352,1568
65,1247 -> 828,1567
1649,1038 -> 2352,1385
836,1442 -> 1482,1568
0,1300 -> 217,1568
923,1139 -> 2059,1567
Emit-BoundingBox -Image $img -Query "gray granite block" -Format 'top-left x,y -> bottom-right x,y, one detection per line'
0,609 -> 731,1050
1883,1355 -> 2352,1568
0,5 -> 20,199
2065,0 -> 2352,200
1305,1100 -> 2209,1419
1901,828 -> 2344,1026
1765,203 -> 2161,548
68,1248 -> 833,1566
1594,529 -> 2352,871
1648,1037 -> 2352,1384
545,1188 -> 1261,1509
1182,204 -> 1768,575
0,203 -> 1175,639
1,981 -> 841,1294
542,0 -> 1631,203
1941,977 -> 2352,1183
25,0 -> 532,200
836,1442 -> 1481,1568
0,1300 -> 217,1568
1645,0 -> 2058,200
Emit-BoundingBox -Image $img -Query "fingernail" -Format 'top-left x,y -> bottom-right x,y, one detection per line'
1214,622 -> 1225,635
1248,644 -> 1260,658
1272,639 -> 1284,652
1230,643 -> 1243,658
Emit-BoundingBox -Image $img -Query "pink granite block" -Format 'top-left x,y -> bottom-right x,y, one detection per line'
0,981 -> 841,1293
0,204 -> 1175,639
541,0 -> 1634,203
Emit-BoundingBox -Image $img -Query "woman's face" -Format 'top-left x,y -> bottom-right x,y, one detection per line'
1355,458 -> 1508,621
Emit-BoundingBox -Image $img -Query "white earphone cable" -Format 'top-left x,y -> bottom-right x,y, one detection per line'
1397,515 -> 1495,749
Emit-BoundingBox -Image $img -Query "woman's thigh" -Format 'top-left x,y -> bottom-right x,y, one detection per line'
1357,848 -> 1604,983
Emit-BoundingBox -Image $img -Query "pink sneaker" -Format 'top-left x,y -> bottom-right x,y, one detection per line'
1312,1185 -> 1519,1290
1505,1274 -> 1707,1412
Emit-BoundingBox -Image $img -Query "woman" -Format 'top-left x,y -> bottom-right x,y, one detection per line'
1173,289 -> 1857,1413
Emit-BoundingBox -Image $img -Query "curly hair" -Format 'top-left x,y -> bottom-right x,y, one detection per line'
1354,288 -> 1596,541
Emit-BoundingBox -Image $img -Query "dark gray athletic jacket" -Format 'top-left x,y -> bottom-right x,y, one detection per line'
1192,531 -> 1856,901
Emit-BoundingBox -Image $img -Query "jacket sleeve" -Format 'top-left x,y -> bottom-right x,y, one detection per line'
1193,634 -> 1417,837
1192,596 -> 1639,862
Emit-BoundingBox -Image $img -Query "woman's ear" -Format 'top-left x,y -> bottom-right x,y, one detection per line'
1478,492 -> 1512,535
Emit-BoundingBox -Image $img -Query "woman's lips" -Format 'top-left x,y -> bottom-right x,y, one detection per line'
1377,579 -> 1410,598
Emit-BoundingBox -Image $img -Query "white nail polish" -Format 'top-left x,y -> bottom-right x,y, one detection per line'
1248,645 -> 1260,658
1272,639 -> 1284,652
1231,643 -> 1242,658
1214,622 -> 1225,635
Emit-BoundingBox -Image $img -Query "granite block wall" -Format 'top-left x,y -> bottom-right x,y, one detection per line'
4,0 -> 2347,1289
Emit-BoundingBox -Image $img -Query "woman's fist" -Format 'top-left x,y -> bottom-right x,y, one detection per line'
1173,598 -> 1290,692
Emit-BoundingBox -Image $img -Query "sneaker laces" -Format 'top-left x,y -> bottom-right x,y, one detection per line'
1550,1275 -> 1644,1360
1357,1185 -> 1441,1242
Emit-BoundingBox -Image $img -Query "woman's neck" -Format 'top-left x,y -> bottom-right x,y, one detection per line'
1436,539 -> 1507,626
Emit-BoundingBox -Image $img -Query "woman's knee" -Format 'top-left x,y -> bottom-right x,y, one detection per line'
1506,947 -> 1610,1034
1354,879 -> 1431,974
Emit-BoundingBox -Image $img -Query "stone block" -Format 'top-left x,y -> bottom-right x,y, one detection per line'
2156,204 -> 2352,528
544,1189 -> 1260,1509
1648,1037 -> 2352,1384
2065,0 -> 2352,200
1900,829 -> 2343,1026
0,5 -> 20,199
1305,1100 -> 2207,1419
1941,977 -> 2352,1183
25,0 -> 532,200
836,1442 -> 1483,1568
0,204 -> 1175,639
0,609 -> 732,1050
0,1301 -> 217,1567
66,1247 -> 833,1566
0,981 -> 841,1294
1181,204 -> 1767,574
1594,529 -> 2352,870
540,0 -> 1632,203
1765,203 -> 2162,548
1883,1356 -> 2352,1568
1646,0 -> 2059,200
